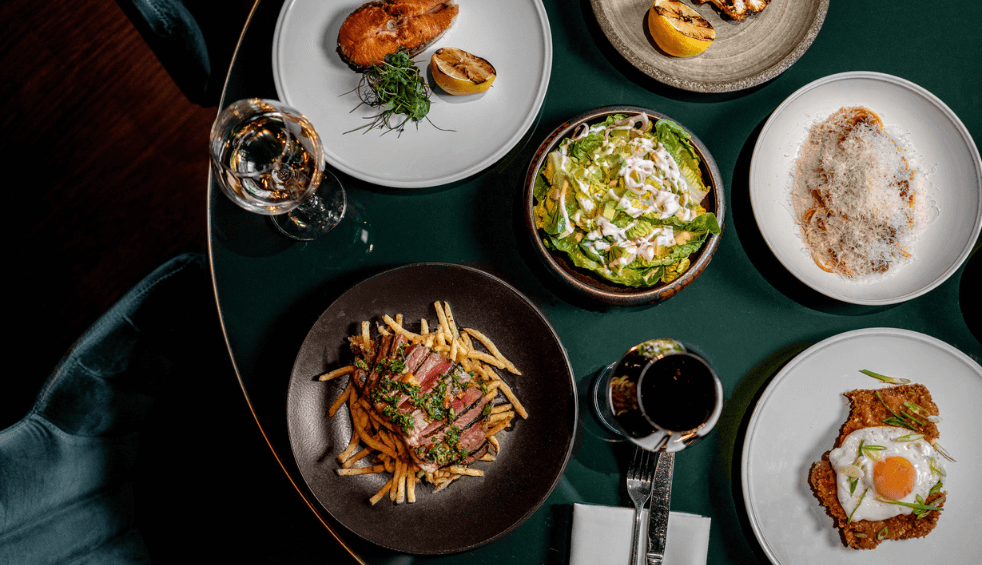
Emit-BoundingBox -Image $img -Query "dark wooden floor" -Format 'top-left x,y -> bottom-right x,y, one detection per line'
4,0 -> 254,425
4,4 -> 360,562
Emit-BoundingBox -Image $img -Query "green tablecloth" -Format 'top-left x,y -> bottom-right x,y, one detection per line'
209,1 -> 981,563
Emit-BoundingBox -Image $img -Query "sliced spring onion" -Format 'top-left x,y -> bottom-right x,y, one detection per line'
861,444 -> 886,462
928,481 -> 943,497
893,433 -> 925,442
933,441 -> 956,462
877,525 -> 888,540
929,457 -> 946,478
860,369 -> 910,384
840,464 -> 863,479
848,488 -> 869,524
875,391 -> 902,419
899,410 -> 925,426
874,496 -> 944,512
902,400 -> 934,419
882,415 -> 919,431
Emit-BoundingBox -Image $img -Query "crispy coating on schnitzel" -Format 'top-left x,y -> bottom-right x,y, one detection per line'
807,384 -> 946,549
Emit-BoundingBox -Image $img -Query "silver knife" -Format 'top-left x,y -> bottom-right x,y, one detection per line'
646,452 -> 675,565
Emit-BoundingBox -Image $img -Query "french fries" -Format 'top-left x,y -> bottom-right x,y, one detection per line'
325,300 -> 526,505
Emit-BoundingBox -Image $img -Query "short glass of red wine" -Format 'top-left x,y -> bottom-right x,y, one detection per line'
592,339 -> 723,452
210,98 -> 346,240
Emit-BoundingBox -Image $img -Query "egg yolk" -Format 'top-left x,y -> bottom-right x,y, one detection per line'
873,456 -> 916,499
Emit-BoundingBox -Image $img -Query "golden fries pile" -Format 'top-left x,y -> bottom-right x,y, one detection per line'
318,301 -> 526,504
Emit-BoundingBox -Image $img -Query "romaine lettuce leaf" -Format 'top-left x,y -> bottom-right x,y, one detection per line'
655,119 -> 709,203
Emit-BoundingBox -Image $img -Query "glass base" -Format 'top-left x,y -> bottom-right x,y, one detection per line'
272,170 -> 346,241
592,360 -> 623,435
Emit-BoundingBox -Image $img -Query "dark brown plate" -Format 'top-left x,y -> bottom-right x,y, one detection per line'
523,105 -> 725,307
286,263 -> 577,555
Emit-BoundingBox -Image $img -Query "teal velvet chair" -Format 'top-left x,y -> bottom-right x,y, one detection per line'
0,253 -> 345,563
114,0 -> 212,103
0,254 -> 212,562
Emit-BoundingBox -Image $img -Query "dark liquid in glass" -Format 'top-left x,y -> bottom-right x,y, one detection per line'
640,354 -> 716,432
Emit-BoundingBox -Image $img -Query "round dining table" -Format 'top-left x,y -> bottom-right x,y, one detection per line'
208,1 -> 982,564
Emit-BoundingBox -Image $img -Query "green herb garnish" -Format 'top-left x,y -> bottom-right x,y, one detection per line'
902,400 -> 938,422
444,425 -> 462,448
893,433 -> 925,442
860,444 -> 886,460
877,525 -> 888,540
876,391 -> 920,430
347,51 -> 446,136
874,496 -> 944,513
899,410 -> 925,426
848,488 -> 869,524
860,369 -> 910,384
933,441 -> 956,462
382,406 -> 415,434
882,416 -> 919,431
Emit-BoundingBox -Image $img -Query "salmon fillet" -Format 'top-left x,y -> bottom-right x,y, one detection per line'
337,0 -> 459,70
807,384 -> 947,549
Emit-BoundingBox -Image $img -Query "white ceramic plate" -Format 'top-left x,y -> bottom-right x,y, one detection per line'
750,71 -> 982,305
272,0 -> 551,188
741,328 -> 982,565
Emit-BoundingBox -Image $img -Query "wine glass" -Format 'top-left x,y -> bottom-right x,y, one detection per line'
210,98 -> 346,240
592,338 -> 723,452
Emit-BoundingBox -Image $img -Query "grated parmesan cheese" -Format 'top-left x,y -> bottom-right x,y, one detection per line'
791,107 -> 916,278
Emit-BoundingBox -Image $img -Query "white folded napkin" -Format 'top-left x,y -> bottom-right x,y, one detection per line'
569,503 -> 710,565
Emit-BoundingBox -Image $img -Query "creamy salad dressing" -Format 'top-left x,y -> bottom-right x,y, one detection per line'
533,113 -> 720,288
555,133 -> 696,267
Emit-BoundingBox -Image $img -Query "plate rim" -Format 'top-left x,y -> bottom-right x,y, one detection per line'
749,70 -> 982,305
285,262 -> 578,555
271,0 -> 553,188
739,326 -> 982,564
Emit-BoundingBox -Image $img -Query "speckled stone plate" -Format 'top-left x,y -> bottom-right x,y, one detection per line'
590,0 -> 828,93
286,263 -> 576,554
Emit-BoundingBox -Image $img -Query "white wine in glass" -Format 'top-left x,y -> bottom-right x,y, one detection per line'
210,98 -> 345,240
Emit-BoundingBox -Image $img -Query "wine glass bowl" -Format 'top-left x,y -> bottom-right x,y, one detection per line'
210,98 -> 345,239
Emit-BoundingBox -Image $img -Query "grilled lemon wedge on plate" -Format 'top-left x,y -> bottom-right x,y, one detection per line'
430,47 -> 497,96
648,0 -> 716,57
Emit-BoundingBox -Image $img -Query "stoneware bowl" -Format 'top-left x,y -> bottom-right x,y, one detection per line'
522,105 -> 725,307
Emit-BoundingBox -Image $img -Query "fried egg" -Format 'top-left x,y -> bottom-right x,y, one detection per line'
828,426 -> 945,522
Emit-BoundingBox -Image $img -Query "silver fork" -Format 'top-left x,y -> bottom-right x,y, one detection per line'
626,446 -> 655,565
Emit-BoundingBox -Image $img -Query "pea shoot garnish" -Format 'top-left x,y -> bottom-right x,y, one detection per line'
346,51 -> 449,136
